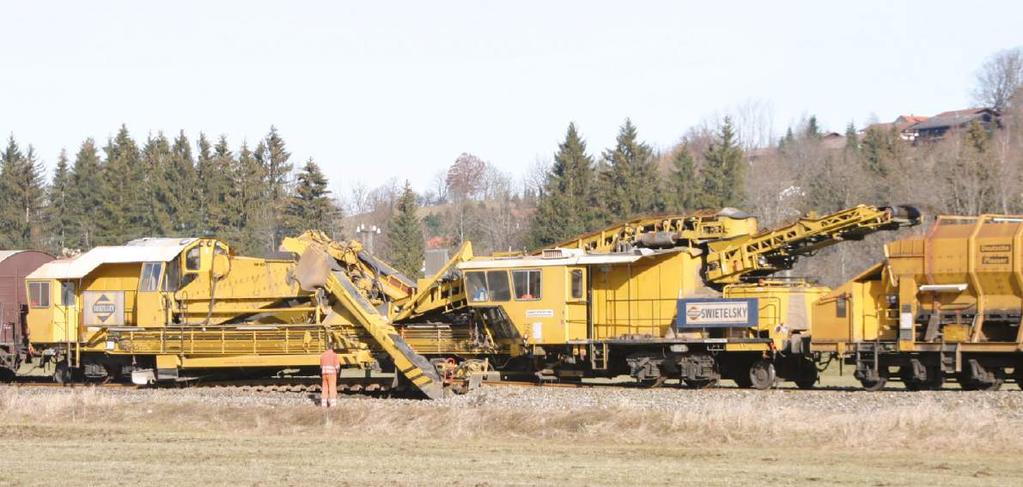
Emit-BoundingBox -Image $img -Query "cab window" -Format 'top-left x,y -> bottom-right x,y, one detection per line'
486,271 -> 511,301
467,272 -> 488,302
61,281 -> 76,306
466,270 -> 511,302
836,297 -> 847,318
28,282 -> 50,308
139,262 -> 162,292
163,258 -> 181,291
570,269 -> 584,299
185,247 -> 201,271
512,269 -> 541,300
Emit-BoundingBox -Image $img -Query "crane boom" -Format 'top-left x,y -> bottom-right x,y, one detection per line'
702,204 -> 920,285
536,208 -> 759,253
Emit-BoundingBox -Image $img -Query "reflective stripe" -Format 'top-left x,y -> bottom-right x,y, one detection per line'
321,367 -> 338,374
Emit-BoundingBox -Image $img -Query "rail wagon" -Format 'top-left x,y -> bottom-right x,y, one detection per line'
0,250 -> 55,380
812,214 -> 1023,390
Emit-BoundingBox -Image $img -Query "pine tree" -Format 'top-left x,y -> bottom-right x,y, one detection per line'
284,159 -> 341,237
598,119 -> 659,221
44,149 -> 73,253
844,122 -> 859,153
193,133 -> 215,234
0,137 -> 46,248
388,181 -> 424,278
805,116 -> 821,139
97,125 -> 145,244
860,125 -> 898,177
255,127 -> 293,252
666,145 -> 701,212
204,136 -> 236,236
141,133 -> 173,236
700,117 -> 746,208
166,131 -> 199,235
228,143 -> 268,255
528,123 -> 596,247
67,139 -> 103,249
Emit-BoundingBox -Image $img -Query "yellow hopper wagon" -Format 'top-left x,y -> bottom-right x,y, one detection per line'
812,214 -> 1023,391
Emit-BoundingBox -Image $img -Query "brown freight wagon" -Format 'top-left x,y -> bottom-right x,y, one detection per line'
0,250 -> 54,380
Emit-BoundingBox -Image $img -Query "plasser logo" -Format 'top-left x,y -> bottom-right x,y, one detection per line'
92,294 -> 117,323
84,291 -> 125,326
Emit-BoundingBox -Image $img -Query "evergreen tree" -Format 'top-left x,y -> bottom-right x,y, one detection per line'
194,134 -> 216,233
598,119 -> 659,221
528,123 -> 596,247
166,131 -> 199,235
805,115 -> 821,139
204,136 -> 236,236
844,122 -> 859,153
44,149 -> 73,253
141,133 -> 173,236
700,117 -> 746,208
67,138 -> 103,249
666,145 -> 701,212
255,126 -> 293,251
0,137 -> 46,248
284,159 -> 341,237
388,181 -> 424,278
779,127 -> 795,151
228,143 -> 268,255
860,125 -> 899,177
97,125 -> 145,244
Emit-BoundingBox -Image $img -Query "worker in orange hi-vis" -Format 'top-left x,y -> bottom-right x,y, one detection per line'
319,345 -> 341,408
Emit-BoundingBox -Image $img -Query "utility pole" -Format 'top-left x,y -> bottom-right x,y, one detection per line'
355,223 -> 381,254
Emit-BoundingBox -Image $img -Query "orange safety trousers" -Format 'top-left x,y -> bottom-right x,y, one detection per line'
321,372 -> 338,405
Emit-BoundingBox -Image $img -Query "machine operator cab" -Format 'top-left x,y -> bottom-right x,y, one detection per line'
457,248 -> 655,346
24,237 -> 229,347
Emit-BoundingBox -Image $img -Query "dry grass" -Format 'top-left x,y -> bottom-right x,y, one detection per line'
2,386 -> 1023,485
2,387 -> 1021,451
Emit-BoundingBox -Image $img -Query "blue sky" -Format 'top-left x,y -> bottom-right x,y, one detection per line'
1,1 -> 1020,196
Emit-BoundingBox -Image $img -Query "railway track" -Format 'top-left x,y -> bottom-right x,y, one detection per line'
5,376 -> 593,394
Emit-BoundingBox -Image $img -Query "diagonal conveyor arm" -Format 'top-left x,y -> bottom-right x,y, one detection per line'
281,237 -> 445,400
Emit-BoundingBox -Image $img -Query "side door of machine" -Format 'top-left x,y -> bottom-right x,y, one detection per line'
564,266 -> 588,341
55,280 -> 78,340
135,262 -> 167,326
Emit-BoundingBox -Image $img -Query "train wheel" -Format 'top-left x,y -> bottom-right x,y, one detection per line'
54,362 -> 72,385
919,369 -> 944,391
793,358 -> 818,390
859,376 -> 886,391
733,374 -> 753,389
683,378 -> 718,389
748,360 -> 776,390
958,361 -> 1003,391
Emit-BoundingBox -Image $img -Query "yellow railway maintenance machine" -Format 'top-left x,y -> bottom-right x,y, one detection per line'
813,214 -> 1023,391
25,236 -> 447,399
429,205 -> 920,389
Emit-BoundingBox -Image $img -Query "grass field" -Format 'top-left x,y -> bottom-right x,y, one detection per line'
2,372 -> 1022,486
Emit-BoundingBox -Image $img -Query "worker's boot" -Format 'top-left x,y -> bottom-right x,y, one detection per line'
320,396 -> 328,408
328,398 -> 338,407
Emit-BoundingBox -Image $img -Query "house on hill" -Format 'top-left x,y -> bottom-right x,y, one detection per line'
907,108 -> 1000,141
863,114 -> 929,141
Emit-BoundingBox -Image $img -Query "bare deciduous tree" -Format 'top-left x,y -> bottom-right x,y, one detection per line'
446,153 -> 487,201
973,47 -> 1023,110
